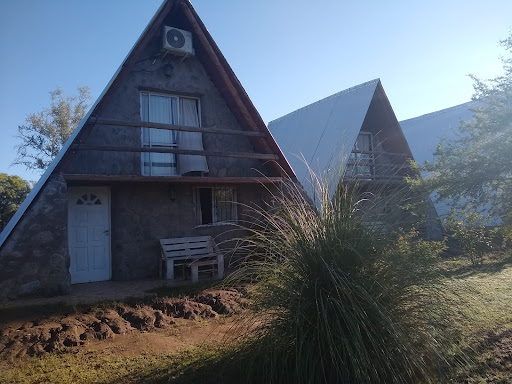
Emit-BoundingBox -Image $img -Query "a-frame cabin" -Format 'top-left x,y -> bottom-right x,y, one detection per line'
0,0 -> 293,301
269,79 -> 414,196
269,79 -> 442,237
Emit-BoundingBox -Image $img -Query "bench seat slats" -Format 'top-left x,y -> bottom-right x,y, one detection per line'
159,235 -> 224,282
161,248 -> 214,258
160,241 -> 211,249
160,236 -> 211,245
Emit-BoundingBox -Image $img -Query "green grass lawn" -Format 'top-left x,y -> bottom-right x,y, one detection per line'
0,344 -> 234,384
2,250 -> 512,384
440,251 -> 512,383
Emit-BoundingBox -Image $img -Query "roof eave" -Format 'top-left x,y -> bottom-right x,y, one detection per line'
181,0 -> 295,178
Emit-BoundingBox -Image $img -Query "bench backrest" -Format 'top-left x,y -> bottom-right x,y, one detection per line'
160,236 -> 217,259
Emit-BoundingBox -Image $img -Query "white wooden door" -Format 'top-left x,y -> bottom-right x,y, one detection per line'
68,188 -> 111,284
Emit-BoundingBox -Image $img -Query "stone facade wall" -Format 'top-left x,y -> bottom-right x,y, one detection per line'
0,174 -> 70,302
110,183 -> 274,280
64,33 -> 270,178
0,176 -> 276,301
0,20 -> 279,301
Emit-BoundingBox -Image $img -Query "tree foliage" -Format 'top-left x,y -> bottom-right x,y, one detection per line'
424,33 -> 512,226
13,86 -> 91,171
0,173 -> 31,231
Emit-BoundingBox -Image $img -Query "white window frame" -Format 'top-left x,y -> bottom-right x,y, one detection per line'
195,187 -> 238,226
347,131 -> 374,178
140,92 -> 201,176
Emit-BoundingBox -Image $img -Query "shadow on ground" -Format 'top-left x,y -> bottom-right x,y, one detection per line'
89,344 -> 246,384
440,250 -> 512,279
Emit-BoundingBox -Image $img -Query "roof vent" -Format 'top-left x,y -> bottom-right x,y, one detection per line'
163,26 -> 194,56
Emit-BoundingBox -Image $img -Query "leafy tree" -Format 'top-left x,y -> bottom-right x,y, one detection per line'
0,174 -> 31,231
13,86 -> 91,171
424,33 -> 512,228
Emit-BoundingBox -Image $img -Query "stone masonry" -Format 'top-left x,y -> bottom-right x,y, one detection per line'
0,174 -> 71,301
0,10 -> 282,301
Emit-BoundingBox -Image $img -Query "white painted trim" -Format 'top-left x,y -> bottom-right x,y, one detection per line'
68,186 -> 112,283
139,91 -> 201,176
0,0 -> 169,249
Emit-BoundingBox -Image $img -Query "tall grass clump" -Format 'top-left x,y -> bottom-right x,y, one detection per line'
228,174 -> 456,384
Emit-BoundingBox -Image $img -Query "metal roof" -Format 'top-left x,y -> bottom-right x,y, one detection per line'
400,101 -> 476,221
268,79 -> 379,198
400,101 -> 477,168
400,101 -> 499,225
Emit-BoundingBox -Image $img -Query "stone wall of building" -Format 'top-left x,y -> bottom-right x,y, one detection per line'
110,183 -> 274,280
64,32 -> 271,178
0,174 -> 70,302
0,175 -> 275,302
0,19 -> 280,302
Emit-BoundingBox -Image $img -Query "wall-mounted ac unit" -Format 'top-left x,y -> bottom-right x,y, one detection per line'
163,26 -> 194,56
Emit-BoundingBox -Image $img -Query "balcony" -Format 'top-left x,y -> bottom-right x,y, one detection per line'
343,149 -> 413,184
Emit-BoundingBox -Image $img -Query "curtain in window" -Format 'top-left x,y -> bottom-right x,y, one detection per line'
354,133 -> 372,176
141,94 -> 178,176
354,133 -> 370,152
347,133 -> 372,177
177,98 -> 209,175
213,188 -> 235,222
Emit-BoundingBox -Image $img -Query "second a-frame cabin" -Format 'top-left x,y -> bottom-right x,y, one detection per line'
269,79 -> 415,195
269,79 -> 442,237
0,0 -> 293,301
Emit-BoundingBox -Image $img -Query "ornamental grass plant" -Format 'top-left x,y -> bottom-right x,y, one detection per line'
226,173 -> 462,384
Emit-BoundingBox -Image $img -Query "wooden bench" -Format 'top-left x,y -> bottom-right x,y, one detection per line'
159,236 -> 224,283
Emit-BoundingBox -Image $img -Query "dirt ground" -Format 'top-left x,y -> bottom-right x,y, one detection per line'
0,289 -> 247,362
4,282 -> 512,383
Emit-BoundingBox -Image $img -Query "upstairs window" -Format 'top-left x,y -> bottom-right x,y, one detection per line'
140,92 -> 200,176
196,187 -> 237,225
346,132 -> 374,178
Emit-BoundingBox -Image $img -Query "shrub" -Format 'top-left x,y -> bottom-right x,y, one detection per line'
446,210 -> 493,265
228,178 -> 453,384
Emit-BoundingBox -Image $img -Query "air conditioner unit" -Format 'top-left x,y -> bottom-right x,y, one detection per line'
163,26 -> 194,56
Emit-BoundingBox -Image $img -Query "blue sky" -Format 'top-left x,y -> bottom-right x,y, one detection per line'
0,0 -> 510,181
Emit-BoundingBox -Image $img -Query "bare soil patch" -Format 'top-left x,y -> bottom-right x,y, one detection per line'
0,288 -> 245,361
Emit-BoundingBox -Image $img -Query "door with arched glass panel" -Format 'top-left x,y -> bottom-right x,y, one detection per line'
68,188 -> 111,283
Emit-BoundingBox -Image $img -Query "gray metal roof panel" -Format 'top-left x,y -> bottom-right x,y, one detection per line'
400,101 -> 477,167
269,79 -> 379,197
